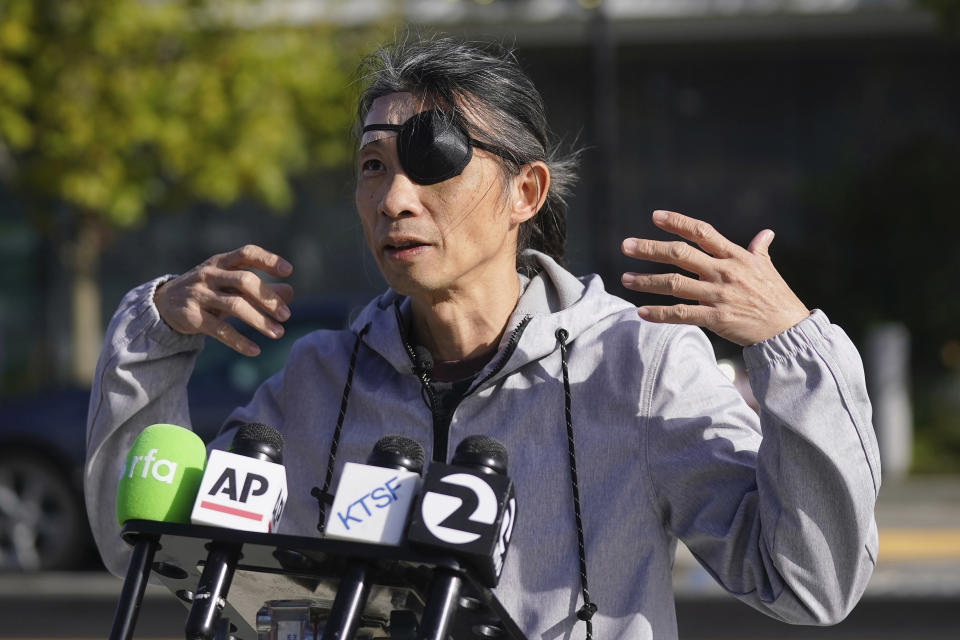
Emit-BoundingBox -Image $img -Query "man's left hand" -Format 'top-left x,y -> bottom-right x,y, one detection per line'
621,210 -> 810,347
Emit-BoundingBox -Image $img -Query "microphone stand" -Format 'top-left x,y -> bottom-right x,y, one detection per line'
417,567 -> 463,640
109,534 -> 159,640
185,542 -> 243,640
118,520 -> 527,640
322,559 -> 373,639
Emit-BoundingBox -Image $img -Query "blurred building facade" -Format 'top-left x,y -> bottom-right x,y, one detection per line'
2,0 -> 957,406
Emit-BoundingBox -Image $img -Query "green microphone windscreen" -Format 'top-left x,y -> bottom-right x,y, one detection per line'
116,424 -> 206,525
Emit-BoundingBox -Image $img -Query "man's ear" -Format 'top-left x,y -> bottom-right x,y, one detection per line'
510,161 -> 550,226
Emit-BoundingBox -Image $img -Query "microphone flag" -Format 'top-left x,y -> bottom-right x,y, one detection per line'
324,462 -> 422,545
407,461 -> 517,588
190,449 -> 287,533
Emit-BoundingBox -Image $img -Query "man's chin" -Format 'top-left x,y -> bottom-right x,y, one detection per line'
379,267 -> 443,297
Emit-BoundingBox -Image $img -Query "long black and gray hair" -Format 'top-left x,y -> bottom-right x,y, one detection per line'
355,35 -> 579,275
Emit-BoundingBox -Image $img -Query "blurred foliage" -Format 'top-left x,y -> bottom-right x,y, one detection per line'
917,0 -> 960,33
0,0 -> 390,384
0,0 -> 383,229
913,388 -> 960,473
797,135 -> 960,472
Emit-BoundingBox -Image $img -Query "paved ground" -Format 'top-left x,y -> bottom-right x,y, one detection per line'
0,476 -> 956,639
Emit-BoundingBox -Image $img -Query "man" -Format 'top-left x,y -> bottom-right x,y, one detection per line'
86,36 -> 879,639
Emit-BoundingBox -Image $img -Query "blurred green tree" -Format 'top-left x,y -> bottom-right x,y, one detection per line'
917,0 -> 960,33
0,0 -> 385,385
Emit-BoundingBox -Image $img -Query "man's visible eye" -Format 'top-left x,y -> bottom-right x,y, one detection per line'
360,158 -> 384,173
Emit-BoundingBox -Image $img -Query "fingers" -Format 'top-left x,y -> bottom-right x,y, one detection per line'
212,268 -> 291,323
650,210 -> 740,258
198,311 -> 262,357
636,304 -> 717,329
202,289 -> 286,340
155,245 -> 295,355
621,236 -> 715,275
622,210 -> 742,274
194,273 -> 294,355
622,216 -> 808,345
621,272 -> 717,303
218,244 -> 293,278
270,282 -> 296,305
747,229 -> 775,257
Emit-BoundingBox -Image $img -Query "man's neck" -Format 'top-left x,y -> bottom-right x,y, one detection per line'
409,272 -> 520,362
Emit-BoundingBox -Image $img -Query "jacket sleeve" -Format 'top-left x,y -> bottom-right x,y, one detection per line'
644,309 -> 880,624
84,276 -> 205,577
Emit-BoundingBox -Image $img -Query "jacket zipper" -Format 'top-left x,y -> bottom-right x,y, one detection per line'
396,303 -> 534,462
465,314 -> 533,397
396,304 -> 448,462
402,338 -> 450,462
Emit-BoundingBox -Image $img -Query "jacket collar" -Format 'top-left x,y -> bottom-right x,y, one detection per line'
348,250 -> 633,385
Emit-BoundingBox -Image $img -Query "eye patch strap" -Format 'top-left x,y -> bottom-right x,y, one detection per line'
362,123 -> 511,161
471,139 -> 513,162
362,124 -> 402,134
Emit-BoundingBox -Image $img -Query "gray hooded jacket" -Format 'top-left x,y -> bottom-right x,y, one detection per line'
86,251 -> 880,639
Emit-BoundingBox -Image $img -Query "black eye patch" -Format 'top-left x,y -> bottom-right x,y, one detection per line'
362,109 -> 509,185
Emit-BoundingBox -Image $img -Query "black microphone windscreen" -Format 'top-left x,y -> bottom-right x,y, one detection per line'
367,434 -> 425,473
230,422 -> 284,463
452,435 -> 508,474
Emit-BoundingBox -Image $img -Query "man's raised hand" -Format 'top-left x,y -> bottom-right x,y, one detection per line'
620,210 -> 809,347
153,245 -> 294,356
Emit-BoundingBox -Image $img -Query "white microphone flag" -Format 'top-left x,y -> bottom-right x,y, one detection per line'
190,449 -> 287,533
325,462 -> 421,545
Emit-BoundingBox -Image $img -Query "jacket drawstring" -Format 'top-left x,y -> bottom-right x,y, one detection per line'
556,328 -> 599,639
312,324 -> 369,533
310,323 -> 598,637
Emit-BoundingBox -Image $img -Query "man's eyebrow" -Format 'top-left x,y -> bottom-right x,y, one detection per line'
359,136 -> 388,151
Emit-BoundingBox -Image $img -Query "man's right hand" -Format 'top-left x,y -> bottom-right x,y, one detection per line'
154,245 -> 294,356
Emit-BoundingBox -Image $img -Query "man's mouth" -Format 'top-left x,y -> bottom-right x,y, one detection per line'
383,238 -> 431,258
385,240 -> 429,250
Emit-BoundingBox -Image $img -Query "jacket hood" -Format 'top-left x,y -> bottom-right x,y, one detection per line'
349,250 -> 634,386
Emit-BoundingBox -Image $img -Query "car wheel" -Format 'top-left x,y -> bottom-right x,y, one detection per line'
0,452 -> 87,572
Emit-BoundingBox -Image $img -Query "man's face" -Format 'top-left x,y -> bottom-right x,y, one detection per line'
355,92 -> 519,298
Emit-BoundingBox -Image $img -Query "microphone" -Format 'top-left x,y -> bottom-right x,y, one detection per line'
323,435 -> 425,640
407,435 -> 517,587
406,435 -> 518,640
185,423 -> 286,640
189,422 -> 287,532
325,434 -> 425,544
110,424 -> 207,640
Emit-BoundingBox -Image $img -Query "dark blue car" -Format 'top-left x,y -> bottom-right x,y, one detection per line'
0,299 -> 351,571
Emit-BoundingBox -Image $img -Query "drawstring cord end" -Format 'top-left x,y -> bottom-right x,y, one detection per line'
577,602 -> 598,621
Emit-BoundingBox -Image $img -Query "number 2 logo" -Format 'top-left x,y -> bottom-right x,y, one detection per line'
420,473 -> 497,544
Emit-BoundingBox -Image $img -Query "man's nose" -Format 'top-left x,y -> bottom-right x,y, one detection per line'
379,171 -> 423,219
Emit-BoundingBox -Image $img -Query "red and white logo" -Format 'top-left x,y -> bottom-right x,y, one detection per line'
190,449 -> 287,533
